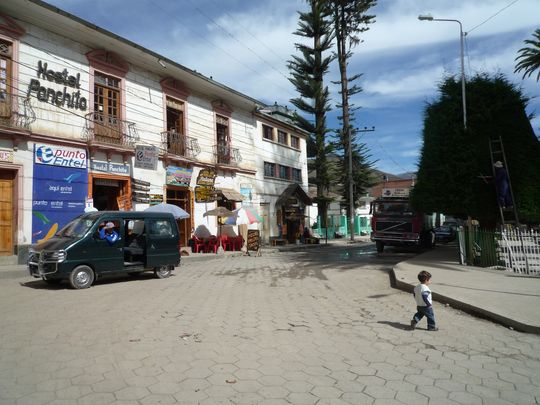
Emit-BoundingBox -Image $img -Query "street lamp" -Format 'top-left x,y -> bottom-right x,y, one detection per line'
418,14 -> 467,130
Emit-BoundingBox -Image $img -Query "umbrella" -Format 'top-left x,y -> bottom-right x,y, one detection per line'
145,203 -> 190,219
224,206 -> 262,225
203,207 -> 234,218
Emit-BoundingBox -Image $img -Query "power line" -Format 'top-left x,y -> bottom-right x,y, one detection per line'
467,0 -> 521,34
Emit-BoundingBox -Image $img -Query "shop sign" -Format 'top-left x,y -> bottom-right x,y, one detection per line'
166,166 -> 193,187
91,160 -> 130,176
31,161 -> 87,244
27,61 -> 87,111
196,168 -> 216,186
34,144 -> 87,169
382,188 -> 409,197
195,186 -> 216,203
240,183 -> 252,201
0,148 -> 14,163
134,145 -> 158,170
149,194 -> 164,205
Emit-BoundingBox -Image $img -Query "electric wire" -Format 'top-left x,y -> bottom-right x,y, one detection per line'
467,0 -> 521,35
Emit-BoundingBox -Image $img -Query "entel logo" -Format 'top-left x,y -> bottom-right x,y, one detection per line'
35,145 -> 87,168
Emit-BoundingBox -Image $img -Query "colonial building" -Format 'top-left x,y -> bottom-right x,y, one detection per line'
0,0 -> 310,262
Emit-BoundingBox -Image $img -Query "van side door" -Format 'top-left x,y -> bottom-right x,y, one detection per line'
146,218 -> 180,268
91,219 -> 124,273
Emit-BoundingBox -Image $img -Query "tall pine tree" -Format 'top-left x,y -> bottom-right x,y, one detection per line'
288,0 -> 335,224
329,0 -> 376,237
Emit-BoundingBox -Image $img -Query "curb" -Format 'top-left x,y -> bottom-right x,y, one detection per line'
391,267 -> 540,335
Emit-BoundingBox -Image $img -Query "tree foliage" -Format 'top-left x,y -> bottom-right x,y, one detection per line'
411,74 -> 540,226
288,0 -> 335,221
515,28 -> 540,82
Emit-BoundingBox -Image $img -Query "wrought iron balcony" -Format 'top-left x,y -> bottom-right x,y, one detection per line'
161,130 -> 200,159
83,112 -> 139,147
213,143 -> 241,165
0,94 -> 36,130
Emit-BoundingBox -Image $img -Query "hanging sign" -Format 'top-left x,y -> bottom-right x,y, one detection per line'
91,160 -> 130,175
196,168 -> 216,186
134,145 -> 158,170
166,166 -> 193,186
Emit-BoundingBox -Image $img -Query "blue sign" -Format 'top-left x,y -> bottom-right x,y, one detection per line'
32,160 -> 87,244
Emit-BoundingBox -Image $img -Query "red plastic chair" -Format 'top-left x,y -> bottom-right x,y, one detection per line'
233,236 -> 243,251
206,236 -> 219,253
193,236 -> 206,253
221,235 -> 234,251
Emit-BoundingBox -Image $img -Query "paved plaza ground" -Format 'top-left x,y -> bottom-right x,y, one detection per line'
1,245 -> 539,404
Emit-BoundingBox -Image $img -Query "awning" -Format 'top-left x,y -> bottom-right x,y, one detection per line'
217,188 -> 245,201
275,184 -> 312,206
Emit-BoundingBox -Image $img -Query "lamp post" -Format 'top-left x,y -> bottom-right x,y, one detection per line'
418,14 -> 467,130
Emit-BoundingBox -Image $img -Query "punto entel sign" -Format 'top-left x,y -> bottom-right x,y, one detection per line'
34,144 -> 87,168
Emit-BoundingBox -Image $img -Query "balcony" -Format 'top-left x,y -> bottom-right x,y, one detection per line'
0,94 -> 36,130
83,112 -> 139,147
161,130 -> 200,159
213,144 -> 241,166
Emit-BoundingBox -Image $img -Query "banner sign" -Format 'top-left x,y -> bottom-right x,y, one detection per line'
34,143 -> 87,169
166,166 -> 193,187
134,145 -> 158,170
91,160 -> 130,176
195,186 -> 216,203
32,160 -> 87,244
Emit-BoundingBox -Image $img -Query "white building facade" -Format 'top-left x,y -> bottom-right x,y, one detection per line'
0,0 -> 310,262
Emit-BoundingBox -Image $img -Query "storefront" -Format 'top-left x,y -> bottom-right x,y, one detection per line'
275,183 -> 312,243
89,159 -> 131,211
166,165 -> 193,247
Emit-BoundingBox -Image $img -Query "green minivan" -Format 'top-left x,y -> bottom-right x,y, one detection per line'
28,211 -> 181,289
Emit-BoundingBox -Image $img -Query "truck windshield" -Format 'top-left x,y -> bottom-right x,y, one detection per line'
374,202 -> 414,216
56,217 -> 95,238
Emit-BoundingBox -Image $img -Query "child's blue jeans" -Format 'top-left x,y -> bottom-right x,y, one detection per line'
413,306 -> 436,329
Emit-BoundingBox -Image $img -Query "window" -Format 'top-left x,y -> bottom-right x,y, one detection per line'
216,114 -> 230,164
264,162 -> 275,177
0,39 -> 12,118
94,72 -> 121,139
149,220 -> 173,237
292,168 -> 302,182
290,135 -> 300,149
279,165 -> 288,180
277,130 -> 287,145
166,97 -> 185,155
263,124 -> 273,140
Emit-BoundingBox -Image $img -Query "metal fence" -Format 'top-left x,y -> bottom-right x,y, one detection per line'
313,215 -> 371,240
457,227 -> 540,276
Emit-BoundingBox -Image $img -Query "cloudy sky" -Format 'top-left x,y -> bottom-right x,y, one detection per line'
46,0 -> 539,174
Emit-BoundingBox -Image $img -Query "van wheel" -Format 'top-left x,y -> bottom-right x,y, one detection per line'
154,265 -> 172,279
376,241 -> 384,253
69,265 -> 94,289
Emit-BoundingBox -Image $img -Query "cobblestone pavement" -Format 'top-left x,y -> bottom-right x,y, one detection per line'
1,245 -> 539,405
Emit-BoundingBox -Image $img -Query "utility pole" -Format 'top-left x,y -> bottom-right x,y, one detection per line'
348,126 -> 375,241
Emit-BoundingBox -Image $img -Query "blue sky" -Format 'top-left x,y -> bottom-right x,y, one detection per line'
45,0 -> 539,175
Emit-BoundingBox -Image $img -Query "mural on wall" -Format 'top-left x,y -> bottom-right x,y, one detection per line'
166,166 -> 193,187
32,144 -> 88,243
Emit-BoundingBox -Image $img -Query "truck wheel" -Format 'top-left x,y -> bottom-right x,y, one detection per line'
154,265 -> 172,279
69,265 -> 94,289
376,241 -> 384,253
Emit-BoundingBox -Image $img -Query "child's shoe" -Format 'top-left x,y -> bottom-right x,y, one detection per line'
410,320 -> 417,330
427,326 -> 439,331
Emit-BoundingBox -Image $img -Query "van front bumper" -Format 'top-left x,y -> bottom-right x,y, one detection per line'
28,251 -> 64,277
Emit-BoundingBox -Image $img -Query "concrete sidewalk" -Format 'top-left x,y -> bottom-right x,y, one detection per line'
392,244 -> 540,334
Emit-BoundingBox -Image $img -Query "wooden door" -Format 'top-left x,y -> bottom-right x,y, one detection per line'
0,171 -> 14,255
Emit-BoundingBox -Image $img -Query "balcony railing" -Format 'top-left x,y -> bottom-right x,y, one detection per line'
83,112 -> 139,147
213,144 -> 241,165
161,130 -> 200,159
0,94 -> 36,130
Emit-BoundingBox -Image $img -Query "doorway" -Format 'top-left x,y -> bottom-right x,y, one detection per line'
0,169 -> 15,255
91,176 -> 129,211
166,186 -> 192,247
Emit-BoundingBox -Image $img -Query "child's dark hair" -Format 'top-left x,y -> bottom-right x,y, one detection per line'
417,271 -> 432,283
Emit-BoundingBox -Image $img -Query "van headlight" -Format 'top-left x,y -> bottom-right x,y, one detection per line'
42,250 -> 66,262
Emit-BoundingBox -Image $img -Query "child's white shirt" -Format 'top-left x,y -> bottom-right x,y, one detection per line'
413,283 -> 432,307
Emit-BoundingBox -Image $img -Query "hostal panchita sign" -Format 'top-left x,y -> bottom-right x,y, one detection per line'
27,61 -> 87,110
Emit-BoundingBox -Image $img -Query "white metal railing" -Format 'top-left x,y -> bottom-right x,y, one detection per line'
499,229 -> 540,275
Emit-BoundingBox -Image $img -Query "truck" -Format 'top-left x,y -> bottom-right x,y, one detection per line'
370,188 -> 435,253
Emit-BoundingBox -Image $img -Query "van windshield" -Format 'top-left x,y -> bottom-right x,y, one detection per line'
56,217 -> 95,238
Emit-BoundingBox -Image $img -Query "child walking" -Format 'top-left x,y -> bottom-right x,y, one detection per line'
410,270 -> 438,331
